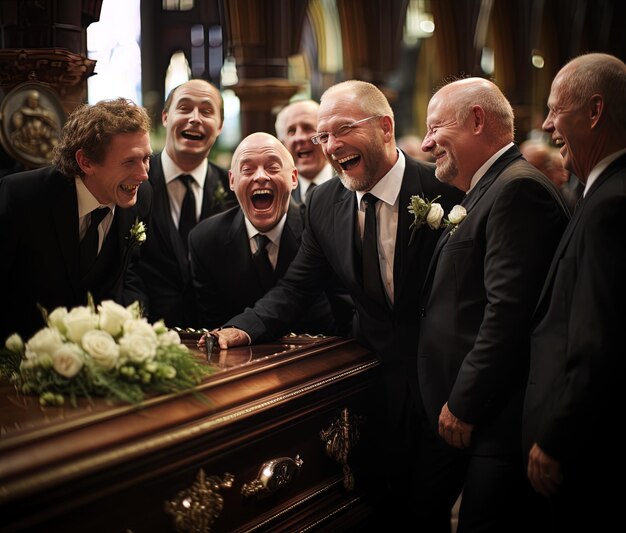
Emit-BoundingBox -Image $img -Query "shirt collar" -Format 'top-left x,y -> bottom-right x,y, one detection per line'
584,148 -> 626,197
161,149 -> 208,188
75,177 -> 115,218
244,212 -> 288,246
468,142 -> 514,192
356,149 -> 405,210
299,163 -> 333,196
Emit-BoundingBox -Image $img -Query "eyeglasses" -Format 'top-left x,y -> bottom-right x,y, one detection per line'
311,115 -> 381,145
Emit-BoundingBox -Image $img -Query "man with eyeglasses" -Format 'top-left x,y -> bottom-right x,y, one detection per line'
205,80 -> 464,525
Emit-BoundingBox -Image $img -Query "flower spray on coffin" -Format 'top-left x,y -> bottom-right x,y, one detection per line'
0,296 -> 212,407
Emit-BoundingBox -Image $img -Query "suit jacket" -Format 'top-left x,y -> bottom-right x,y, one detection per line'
137,154 -> 236,329
223,155 -> 464,361
523,153 -> 626,467
0,166 -> 151,341
417,146 -> 570,455
189,199 -> 351,335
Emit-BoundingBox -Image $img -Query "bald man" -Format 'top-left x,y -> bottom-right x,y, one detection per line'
275,99 -> 334,204
189,132 -> 350,336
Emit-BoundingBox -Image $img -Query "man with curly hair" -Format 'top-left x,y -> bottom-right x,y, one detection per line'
0,97 -> 152,341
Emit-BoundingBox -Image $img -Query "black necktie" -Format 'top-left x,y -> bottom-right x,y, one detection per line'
253,234 -> 275,292
79,207 -> 109,275
362,193 -> 387,307
304,182 -> 316,204
178,174 -> 197,247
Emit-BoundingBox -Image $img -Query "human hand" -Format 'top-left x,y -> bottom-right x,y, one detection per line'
199,327 -> 251,350
527,443 -> 562,497
438,402 -> 474,449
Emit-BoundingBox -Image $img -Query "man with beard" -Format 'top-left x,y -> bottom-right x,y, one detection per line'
203,80 -> 464,523
416,77 -> 570,532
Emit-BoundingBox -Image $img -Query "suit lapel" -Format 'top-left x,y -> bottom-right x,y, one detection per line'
151,155 -> 190,274
52,175 -> 82,298
395,159 -> 435,303
276,201 -> 303,277
200,163 -> 217,219
334,188 -> 359,287
534,154 -> 626,312
420,146 -> 523,302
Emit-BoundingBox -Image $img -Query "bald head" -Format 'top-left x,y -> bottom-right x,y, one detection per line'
229,132 -> 297,233
274,100 -> 327,181
422,77 -> 515,190
231,132 -> 295,168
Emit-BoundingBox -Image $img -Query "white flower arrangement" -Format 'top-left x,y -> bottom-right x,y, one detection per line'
0,297 -> 211,406
408,195 -> 467,243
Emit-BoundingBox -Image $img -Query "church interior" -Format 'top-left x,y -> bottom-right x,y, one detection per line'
1,1 -> 625,531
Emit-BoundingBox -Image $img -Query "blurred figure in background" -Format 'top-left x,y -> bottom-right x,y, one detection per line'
274,99 -> 333,205
398,133 -> 434,162
520,139 -> 580,212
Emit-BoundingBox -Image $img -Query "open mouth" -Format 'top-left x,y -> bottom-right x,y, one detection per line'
335,153 -> 360,171
297,149 -> 314,160
120,183 -> 139,194
251,188 -> 274,210
181,130 -> 205,141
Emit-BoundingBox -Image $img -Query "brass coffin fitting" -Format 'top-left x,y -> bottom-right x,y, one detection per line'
164,469 -> 234,532
241,455 -> 303,498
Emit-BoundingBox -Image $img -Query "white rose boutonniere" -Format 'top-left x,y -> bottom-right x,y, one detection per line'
408,194 -> 445,244
0,295 -> 212,407
128,218 -> 147,246
443,205 -> 467,235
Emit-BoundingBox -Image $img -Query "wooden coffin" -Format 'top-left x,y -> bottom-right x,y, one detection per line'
0,335 -> 380,532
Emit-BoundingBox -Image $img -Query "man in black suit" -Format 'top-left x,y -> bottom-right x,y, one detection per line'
274,99 -> 334,205
137,79 -> 236,329
204,80 -> 464,521
189,131 -> 350,335
415,77 -> 570,532
0,98 -> 152,341
523,53 -> 626,532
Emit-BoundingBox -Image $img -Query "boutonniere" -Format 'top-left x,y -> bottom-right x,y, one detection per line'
444,205 -> 467,235
212,181 -> 229,208
408,196 -> 467,244
127,218 -> 147,246
408,194 -> 444,245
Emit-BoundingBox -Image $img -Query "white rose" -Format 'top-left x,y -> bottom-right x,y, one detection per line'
448,205 -> 467,225
52,343 -> 84,378
157,329 -> 181,347
119,332 -> 157,363
25,327 -> 64,360
47,307 -> 68,334
64,306 -> 99,343
99,300 -> 132,337
426,203 -> 445,229
152,319 -> 168,336
5,333 -> 24,353
123,318 -> 158,342
126,301 -> 143,320
82,330 -> 119,370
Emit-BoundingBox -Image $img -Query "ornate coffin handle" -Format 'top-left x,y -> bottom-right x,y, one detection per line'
320,407 -> 365,491
164,469 -> 234,533
241,455 -> 303,498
